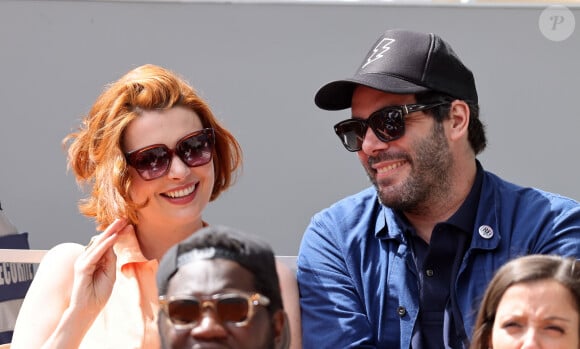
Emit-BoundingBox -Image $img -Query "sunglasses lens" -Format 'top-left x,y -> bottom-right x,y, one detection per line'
216,296 -> 250,323
167,299 -> 201,326
333,109 -> 405,152
165,295 -> 250,326
369,109 -> 404,142
128,146 -> 171,180
334,120 -> 366,152
125,128 -> 215,181
177,130 -> 214,167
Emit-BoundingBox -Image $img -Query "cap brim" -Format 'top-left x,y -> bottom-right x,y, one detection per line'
314,74 -> 430,111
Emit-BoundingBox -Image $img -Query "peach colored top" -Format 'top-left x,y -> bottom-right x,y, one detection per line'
79,230 -> 160,349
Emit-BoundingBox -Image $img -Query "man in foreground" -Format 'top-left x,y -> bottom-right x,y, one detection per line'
157,226 -> 289,349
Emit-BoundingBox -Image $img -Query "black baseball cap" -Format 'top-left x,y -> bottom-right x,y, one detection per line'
315,29 -> 478,110
156,225 -> 283,312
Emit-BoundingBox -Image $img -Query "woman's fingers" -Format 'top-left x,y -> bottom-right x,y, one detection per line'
70,219 -> 131,312
84,218 -> 128,251
81,219 -> 127,267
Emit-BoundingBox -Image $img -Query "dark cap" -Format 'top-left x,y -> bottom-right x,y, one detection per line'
156,225 -> 283,312
315,29 -> 478,110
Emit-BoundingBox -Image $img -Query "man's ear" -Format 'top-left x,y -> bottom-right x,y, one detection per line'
273,310 -> 289,349
447,99 -> 470,141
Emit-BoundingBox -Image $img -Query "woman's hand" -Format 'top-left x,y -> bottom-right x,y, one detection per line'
69,218 -> 130,315
12,219 -> 135,349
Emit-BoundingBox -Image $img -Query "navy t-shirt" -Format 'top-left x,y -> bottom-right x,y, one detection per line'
401,167 -> 483,349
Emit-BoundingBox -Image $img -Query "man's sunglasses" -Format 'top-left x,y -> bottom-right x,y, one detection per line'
159,291 -> 270,329
333,102 -> 448,152
125,128 -> 215,181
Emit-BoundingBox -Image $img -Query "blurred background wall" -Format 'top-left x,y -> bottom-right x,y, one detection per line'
0,0 -> 578,255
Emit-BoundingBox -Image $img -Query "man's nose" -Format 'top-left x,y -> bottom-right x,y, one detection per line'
190,310 -> 228,339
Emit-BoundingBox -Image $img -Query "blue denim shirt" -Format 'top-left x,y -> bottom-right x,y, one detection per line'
405,165 -> 482,349
297,166 -> 580,349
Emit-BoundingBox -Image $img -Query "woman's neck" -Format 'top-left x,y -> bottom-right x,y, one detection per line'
135,220 -> 205,260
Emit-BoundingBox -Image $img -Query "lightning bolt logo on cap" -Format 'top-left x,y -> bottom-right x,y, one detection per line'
362,38 -> 395,69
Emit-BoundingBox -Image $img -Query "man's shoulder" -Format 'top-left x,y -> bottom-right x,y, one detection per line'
328,186 -> 378,209
304,186 -> 383,239
312,186 -> 381,220
483,170 -> 580,208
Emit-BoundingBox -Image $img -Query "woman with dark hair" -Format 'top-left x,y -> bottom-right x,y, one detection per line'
470,254 -> 580,349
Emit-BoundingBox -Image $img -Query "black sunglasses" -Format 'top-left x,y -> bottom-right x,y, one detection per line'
333,102 -> 448,152
159,291 -> 270,329
125,128 -> 215,181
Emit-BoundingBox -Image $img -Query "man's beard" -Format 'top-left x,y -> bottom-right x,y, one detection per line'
366,121 -> 452,213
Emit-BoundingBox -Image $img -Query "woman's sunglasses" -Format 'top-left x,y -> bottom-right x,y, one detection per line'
333,102 -> 447,152
159,291 -> 270,329
125,128 -> 215,181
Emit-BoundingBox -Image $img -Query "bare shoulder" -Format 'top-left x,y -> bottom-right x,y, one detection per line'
275,259 -> 297,282
12,242 -> 85,345
276,260 -> 299,295
39,242 -> 84,271
43,242 -> 85,261
275,259 -> 302,349
29,242 -> 84,294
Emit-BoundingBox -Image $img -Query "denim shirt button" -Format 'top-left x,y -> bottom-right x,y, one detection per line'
397,306 -> 407,317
